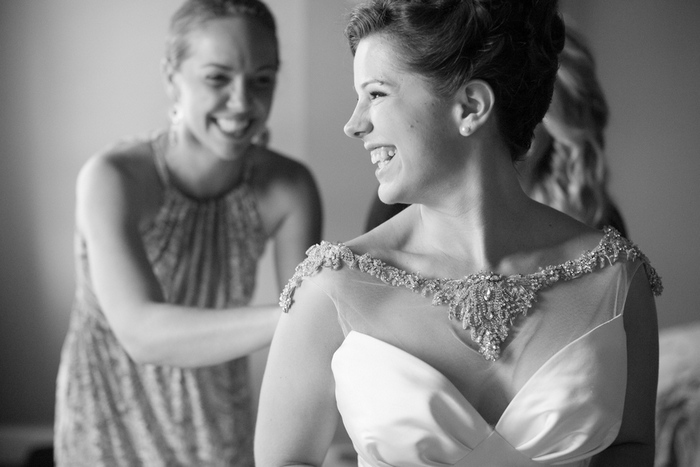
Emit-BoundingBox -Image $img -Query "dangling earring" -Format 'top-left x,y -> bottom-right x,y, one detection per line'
169,105 -> 183,145
252,126 -> 270,147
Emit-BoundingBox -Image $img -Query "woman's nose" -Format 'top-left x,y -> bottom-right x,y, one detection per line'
344,103 -> 372,138
227,77 -> 251,110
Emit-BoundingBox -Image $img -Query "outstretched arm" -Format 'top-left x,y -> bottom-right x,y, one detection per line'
255,278 -> 345,467
78,154 -> 285,368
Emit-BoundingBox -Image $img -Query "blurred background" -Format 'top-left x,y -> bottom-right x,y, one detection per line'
1,0 -> 699,465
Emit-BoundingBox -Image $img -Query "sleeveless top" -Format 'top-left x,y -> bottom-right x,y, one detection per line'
54,132 -> 268,466
281,229 -> 662,466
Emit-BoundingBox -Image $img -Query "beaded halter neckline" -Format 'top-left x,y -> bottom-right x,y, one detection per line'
280,227 -> 662,361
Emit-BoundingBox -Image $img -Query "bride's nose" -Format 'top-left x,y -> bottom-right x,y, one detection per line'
344,102 -> 372,138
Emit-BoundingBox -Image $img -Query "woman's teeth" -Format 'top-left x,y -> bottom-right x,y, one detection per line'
371,147 -> 396,169
216,118 -> 250,137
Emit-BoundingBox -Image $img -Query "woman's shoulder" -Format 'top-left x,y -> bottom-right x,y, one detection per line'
249,146 -> 320,210
535,221 -> 663,297
80,133 -> 158,185
75,133 -> 162,225
250,146 -> 316,190
279,241 -> 365,313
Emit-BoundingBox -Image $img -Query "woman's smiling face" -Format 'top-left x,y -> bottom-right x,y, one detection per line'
344,33 -> 465,206
170,15 -> 278,160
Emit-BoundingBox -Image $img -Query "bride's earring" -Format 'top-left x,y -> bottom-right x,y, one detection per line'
459,124 -> 472,136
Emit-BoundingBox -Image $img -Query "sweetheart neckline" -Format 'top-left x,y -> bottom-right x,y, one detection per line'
338,315 -> 624,428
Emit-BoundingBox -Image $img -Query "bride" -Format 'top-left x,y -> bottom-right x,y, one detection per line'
255,0 -> 662,465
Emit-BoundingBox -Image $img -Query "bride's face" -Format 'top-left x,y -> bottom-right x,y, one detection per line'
344,33 -> 465,207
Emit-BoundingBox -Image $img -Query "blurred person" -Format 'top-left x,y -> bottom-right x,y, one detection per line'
54,0 -> 321,465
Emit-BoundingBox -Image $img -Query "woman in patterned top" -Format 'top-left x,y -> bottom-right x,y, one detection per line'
54,0 -> 321,465
255,1 -> 661,466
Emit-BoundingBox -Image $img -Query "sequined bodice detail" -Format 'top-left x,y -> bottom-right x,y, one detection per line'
281,227 -> 662,361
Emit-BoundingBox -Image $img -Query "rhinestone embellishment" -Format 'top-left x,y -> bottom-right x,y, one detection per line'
280,227 -> 662,361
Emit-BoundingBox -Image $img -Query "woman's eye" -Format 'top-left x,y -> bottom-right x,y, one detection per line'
369,91 -> 386,100
205,75 -> 229,86
252,74 -> 276,88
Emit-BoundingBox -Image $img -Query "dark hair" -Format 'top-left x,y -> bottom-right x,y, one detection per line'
166,0 -> 278,69
345,0 -> 565,159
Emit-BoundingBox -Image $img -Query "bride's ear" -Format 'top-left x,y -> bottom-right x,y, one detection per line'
454,80 -> 495,137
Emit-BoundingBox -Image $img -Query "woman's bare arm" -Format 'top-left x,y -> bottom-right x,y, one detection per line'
590,266 -> 659,466
76,152 -> 316,368
255,278 -> 344,467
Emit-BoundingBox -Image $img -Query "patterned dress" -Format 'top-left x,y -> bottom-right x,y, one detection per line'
55,132 -> 268,466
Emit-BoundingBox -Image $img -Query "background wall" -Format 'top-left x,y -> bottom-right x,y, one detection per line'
0,0 -> 698,463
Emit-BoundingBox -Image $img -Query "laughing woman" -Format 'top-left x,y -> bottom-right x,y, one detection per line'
54,1 -> 321,465
255,0 -> 661,466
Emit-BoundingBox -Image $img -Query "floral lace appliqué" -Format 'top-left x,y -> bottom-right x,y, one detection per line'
280,227 -> 663,361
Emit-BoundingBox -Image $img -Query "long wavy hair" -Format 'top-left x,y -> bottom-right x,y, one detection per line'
519,27 -> 626,234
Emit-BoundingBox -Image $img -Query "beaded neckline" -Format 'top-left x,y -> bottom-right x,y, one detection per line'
280,227 -> 663,361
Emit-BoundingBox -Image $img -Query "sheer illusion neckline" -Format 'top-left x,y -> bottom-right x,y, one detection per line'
282,227 -> 662,360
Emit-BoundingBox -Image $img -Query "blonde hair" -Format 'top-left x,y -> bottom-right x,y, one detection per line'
521,27 -> 623,232
165,0 -> 278,70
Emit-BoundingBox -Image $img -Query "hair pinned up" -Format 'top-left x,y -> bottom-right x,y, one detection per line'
345,0 -> 565,159
166,0 -> 278,69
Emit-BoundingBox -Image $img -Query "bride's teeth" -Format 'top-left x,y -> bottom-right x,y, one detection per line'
370,146 -> 396,165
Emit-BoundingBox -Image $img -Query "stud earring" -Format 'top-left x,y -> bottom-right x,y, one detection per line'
460,124 -> 472,136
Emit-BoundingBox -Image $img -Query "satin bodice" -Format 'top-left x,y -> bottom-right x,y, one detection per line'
333,323 -> 625,467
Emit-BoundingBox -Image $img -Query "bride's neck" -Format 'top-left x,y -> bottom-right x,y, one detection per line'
412,163 -> 537,272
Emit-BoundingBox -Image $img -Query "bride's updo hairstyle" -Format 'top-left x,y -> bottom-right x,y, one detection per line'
345,0 -> 565,160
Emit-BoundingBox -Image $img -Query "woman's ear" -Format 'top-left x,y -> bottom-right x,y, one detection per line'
161,58 -> 179,102
455,79 -> 495,136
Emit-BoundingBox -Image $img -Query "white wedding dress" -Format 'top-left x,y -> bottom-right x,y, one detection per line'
280,229 -> 662,466
334,325 -> 623,467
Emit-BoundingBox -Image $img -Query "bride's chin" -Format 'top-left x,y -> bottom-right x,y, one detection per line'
377,188 -> 403,206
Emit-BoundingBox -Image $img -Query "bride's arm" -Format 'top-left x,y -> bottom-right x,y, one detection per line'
255,277 -> 346,467
590,266 -> 659,466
